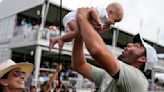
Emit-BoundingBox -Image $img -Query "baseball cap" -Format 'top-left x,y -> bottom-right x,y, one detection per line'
133,33 -> 158,72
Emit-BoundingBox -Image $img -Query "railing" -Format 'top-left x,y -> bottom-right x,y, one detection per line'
12,25 -> 73,47
0,32 -> 13,44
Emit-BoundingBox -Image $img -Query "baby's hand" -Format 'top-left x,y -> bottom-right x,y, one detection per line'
94,22 -> 104,31
100,23 -> 104,30
101,24 -> 111,32
97,24 -> 111,33
94,25 -> 102,32
98,22 -> 104,29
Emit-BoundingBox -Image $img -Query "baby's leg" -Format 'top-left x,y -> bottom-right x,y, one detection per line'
58,20 -> 79,50
49,36 -> 59,51
61,20 -> 79,42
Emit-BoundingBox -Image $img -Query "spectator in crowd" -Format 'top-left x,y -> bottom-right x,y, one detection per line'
45,64 -> 62,92
40,64 -> 62,92
25,73 -> 33,92
46,25 -> 59,40
49,2 -> 124,50
71,7 -> 158,92
21,19 -> 28,27
0,59 -> 34,92
38,70 -> 49,85
30,85 -> 36,92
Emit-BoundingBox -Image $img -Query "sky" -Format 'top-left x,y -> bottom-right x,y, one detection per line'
52,0 -> 164,47
115,0 -> 164,46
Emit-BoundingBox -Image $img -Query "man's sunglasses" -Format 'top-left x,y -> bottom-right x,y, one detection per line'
13,71 -> 26,77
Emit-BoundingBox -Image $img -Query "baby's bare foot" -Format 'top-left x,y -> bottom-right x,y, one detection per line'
49,37 -> 59,51
58,38 -> 64,51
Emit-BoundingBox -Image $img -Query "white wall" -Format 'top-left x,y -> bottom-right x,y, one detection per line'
0,44 -> 11,62
0,15 -> 16,44
0,15 -> 16,62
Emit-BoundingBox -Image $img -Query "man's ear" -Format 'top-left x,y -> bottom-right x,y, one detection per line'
0,79 -> 8,86
138,56 -> 147,63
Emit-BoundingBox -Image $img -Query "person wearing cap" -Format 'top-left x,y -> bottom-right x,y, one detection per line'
71,7 -> 158,92
0,59 -> 34,92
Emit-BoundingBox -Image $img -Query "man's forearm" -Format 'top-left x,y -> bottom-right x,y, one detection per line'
77,12 -> 107,55
72,36 -> 85,69
72,36 -> 93,80
77,8 -> 120,76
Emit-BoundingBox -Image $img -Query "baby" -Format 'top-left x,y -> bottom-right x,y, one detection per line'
49,2 -> 124,50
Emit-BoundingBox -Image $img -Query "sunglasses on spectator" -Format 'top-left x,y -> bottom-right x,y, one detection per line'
13,71 -> 26,77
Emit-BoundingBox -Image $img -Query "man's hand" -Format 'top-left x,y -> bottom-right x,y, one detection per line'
93,25 -> 104,32
77,7 -> 91,21
93,24 -> 111,33
89,7 -> 104,30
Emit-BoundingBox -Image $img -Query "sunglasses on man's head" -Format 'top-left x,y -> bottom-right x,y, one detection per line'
13,71 -> 26,77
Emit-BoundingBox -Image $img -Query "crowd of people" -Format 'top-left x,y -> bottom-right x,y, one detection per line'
38,62 -> 80,92
0,2 -> 160,92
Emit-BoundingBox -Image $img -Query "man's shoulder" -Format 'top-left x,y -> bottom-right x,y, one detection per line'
118,60 -> 140,71
118,60 -> 148,81
117,61 -> 149,91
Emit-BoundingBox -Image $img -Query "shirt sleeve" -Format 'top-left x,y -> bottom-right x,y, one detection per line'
117,61 -> 149,92
91,65 -> 107,86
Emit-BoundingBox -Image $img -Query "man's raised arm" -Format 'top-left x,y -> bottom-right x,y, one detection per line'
77,8 -> 120,76
71,34 -> 93,81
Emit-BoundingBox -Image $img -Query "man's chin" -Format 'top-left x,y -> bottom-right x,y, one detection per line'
117,54 -> 124,61
118,55 -> 130,65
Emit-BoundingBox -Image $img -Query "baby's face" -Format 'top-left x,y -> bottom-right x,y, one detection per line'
106,10 -> 123,25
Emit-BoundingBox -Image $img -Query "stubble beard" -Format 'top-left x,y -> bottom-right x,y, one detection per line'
117,54 -> 126,63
